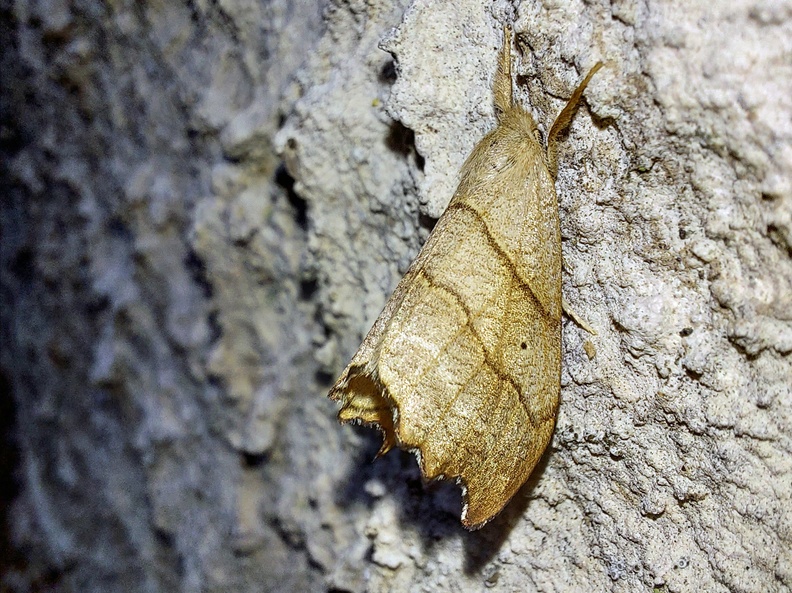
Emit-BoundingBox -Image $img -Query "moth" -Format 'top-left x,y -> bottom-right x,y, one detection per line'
329,26 -> 601,529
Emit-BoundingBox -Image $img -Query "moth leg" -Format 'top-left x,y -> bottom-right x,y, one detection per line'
546,61 -> 603,178
493,25 -> 514,117
562,297 -> 597,335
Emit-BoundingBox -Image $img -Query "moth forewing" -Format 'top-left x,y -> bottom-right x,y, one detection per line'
329,25 -> 602,529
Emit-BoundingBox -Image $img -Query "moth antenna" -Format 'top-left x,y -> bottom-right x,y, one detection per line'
562,297 -> 597,335
329,25 -> 592,528
547,61 -> 603,178
493,25 -> 514,118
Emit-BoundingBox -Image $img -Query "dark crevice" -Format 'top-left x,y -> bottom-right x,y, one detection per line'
205,0 -> 241,40
274,163 -> 308,231
232,235 -> 253,248
415,150 -> 425,171
588,110 -> 616,131
9,248 -> 34,281
385,120 -> 414,157
684,367 -> 703,381
154,527 -> 175,548
299,277 -> 318,301
184,249 -> 214,299
206,310 -> 222,344
767,224 -> 792,257
153,527 -> 185,579
418,212 -> 438,233
378,59 -> 397,84
241,452 -> 268,469
315,369 -> 334,387
384,120 -> 424,171
107,216 -> 133,240
0,369 -> 21,583
515,73 -> 532,90
84,293 -> 110,316
313,308 -> 330,338
611,318 -> 629,333
728,337 -> 762,361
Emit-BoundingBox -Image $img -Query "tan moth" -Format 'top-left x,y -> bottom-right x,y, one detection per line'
329,26 -> 601,529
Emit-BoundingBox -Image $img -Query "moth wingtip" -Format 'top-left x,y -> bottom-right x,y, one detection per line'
457,478 -> 496,531
460,508 -> 493,531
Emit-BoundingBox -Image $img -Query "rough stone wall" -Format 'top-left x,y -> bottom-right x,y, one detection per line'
1,1 -> 790,593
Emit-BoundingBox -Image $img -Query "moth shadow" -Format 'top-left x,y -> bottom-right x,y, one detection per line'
461,450 -> 551,575
336,426 -> 553,575
334,426 -> 399,508
334,427 -> 470,539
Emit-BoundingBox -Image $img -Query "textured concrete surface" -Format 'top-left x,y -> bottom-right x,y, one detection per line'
1,0 -> 790,592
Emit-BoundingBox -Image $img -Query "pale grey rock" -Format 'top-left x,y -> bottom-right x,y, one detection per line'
1,0 -> 790,592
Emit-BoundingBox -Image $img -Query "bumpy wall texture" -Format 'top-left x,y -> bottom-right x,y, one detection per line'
1,0 -> 790,592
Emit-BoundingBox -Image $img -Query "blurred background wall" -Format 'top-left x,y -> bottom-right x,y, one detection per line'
1,1 -> 791,592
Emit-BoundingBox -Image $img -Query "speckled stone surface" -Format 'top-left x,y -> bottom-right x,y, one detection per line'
1,0 -> 790,591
